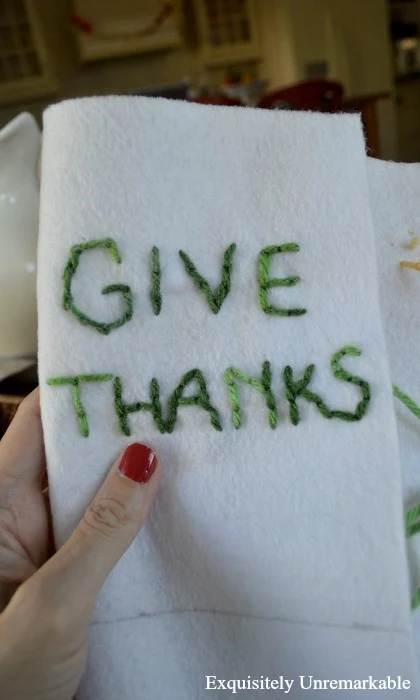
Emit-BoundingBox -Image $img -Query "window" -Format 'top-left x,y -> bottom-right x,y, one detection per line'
0,0 -> 56,104
195,0 -> 259,65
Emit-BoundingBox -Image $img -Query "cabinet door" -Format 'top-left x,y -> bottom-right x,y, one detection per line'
0,0 -> 56,104
73,0 -> 183,63
195,0 -> 259,66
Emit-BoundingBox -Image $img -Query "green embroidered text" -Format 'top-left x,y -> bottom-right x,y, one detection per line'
47,373 -> 113,437
258,243 -> 306,317
224,362 -> 277,428
62,238 -> 133,335
179,243 -> 236,314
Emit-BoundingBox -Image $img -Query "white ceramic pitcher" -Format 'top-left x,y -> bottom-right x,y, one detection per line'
0,112 -> 40,360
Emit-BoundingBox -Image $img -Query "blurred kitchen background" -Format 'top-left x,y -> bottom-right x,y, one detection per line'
2,0 -> 420,162
2,0 -> 420,428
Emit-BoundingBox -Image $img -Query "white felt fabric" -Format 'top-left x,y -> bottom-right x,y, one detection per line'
368,158 -> 420,656
38,98 -> 418,698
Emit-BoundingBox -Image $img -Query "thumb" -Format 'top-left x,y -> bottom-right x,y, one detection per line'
30,442 -> 160,616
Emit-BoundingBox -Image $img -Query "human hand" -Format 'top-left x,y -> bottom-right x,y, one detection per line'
0,388 -> 161,700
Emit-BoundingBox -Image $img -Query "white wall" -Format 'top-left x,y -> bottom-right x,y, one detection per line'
258,0 -> 397,160
329,0 -> 397,160
257,0 -> 298,88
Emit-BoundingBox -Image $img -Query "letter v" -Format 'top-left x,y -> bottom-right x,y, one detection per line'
179,243 -> 236,313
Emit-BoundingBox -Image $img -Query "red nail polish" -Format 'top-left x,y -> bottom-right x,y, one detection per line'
118,443 -> 158,484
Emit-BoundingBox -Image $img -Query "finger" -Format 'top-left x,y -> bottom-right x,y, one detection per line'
26,442 -> 160,617
0,389 -> 48,607
0,388 -> 45,486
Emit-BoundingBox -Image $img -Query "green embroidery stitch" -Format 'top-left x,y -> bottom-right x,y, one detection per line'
47,373 -> 113,437
151,246 -> 162,315
166,369 -> 223,433
224,362 -> 277,429
393,384 -> 420,419
62,238 -> 133,335
284,364 -> 332,425
411,588 -> 420,611
400,390 -> 420,610
258,243 -> 306,317
330,346 -> 370,421
114,376 -> 166,436
405,503 -> 420,610
406,503 -> 420,537
47,350 -> 372,436
179,243 -> 236,314
114,370 -> 222,435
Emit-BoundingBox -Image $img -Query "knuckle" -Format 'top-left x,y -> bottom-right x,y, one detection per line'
83,496 -> 134,535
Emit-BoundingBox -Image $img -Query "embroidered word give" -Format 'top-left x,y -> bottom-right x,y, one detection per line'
62,237 -> 306,335
47,346 -> 370,437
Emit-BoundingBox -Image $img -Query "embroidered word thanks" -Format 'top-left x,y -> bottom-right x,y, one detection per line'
47,346 -> 371,437
63,239 -> 133,335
